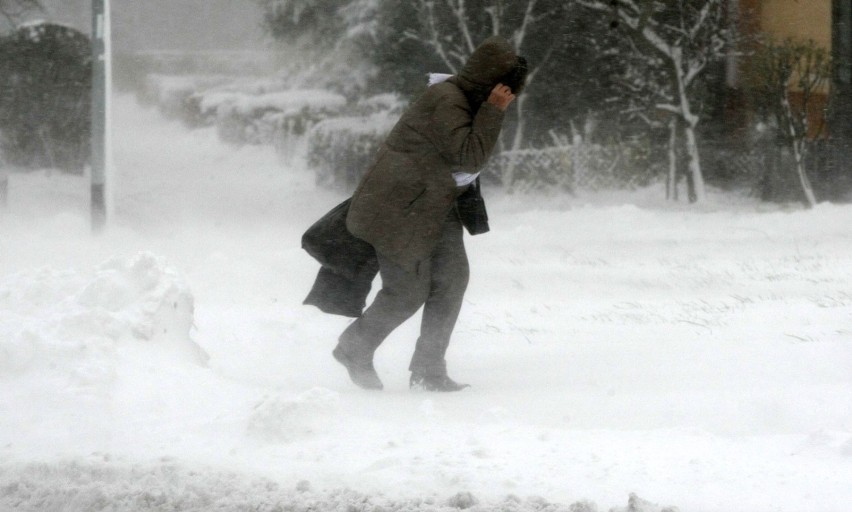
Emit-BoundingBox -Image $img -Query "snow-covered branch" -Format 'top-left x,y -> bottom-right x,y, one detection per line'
484,4 -> 501,37
654,103 -> 681,116
405,0 -> 460,73
446,0 -> 476,54
510,0 -> 538,52
576,0 -> 673,59
688,0 -> 716,40
684,58 -> 707,86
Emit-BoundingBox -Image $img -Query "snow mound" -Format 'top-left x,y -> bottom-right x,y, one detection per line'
0,460 -> 671,512
0,252 -> 207,376
247,387 -> 341,442
611,493 -> 679,512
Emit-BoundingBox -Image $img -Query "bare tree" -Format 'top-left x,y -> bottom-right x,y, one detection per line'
579,0 -> 728,202
395,0 -> 567,154
749,38 -> 831,207
260,0 -> 379,94
609,40 -> 683,199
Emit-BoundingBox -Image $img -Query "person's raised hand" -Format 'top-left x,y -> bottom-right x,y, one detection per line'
487,83 -> 515,111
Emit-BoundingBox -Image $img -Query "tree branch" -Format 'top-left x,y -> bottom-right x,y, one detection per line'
408,0 -> 460,73
446,0 -> 476,54
511,0 -> 537,51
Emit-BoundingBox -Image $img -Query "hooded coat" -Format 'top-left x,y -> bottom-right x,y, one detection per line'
346,36 -> 519,273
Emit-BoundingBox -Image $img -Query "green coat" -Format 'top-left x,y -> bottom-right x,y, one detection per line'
346,37 -> 518,272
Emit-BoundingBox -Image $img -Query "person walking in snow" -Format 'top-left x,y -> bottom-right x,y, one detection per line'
332,36 -> 527,392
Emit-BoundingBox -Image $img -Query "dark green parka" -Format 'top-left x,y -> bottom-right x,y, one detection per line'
346,36 -> 519,273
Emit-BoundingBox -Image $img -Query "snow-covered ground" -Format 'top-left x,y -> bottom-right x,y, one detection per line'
1,97 -> 850,512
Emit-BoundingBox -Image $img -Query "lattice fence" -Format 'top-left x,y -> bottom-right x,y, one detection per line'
482,143 -> 657,192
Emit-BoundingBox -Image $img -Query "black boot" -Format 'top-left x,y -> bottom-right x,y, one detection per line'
333,345 -> 383,390
410,372 -> 470,392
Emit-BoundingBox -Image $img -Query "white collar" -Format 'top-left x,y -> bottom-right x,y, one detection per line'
427,73 -> 453,86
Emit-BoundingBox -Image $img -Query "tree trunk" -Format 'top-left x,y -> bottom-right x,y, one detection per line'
511,94 -> 526,152
0,172 -> 7,209
501,94 -> 527,191
792,139 -> 818,207
782,97 -> 818,207
672,51 -> 706,203
571,123 -> 584,193
681,121 -> 705,202
667,117 -> 678,201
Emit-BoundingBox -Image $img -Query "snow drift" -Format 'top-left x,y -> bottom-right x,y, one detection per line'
0,251 -> 207,378
0,97 -> 850,512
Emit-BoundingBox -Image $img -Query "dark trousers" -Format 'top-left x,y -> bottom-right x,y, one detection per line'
338,211 -> 469,377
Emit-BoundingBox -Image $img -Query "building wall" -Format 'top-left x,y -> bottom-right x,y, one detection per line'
759,0 -> 832,48
733,0 -> 834,138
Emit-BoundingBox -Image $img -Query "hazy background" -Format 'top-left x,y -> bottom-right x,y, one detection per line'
21,0 -> 267,52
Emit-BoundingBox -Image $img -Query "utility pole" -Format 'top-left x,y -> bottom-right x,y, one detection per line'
91,0 -> 110,232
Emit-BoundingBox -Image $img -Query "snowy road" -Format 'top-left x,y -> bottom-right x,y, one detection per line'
1,97 -> 851,512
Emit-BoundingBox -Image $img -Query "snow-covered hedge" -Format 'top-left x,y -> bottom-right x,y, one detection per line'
137,71 -> 407,171
303,94 -> 405,190
201,89 -> 348,154
138,74 -> 233,127
306,110 -> 399,191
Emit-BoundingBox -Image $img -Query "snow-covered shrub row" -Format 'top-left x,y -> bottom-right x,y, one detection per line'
204,89 -> 347,150
137,74 -> 233,127
482,142 -> 656,192
138,75 -> 351,156
0,459 -> 679,512
306,109 -> 399,191
137,72 -> 410,175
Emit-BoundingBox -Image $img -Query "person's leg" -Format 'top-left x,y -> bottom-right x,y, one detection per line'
335,253 -> 430,389
409,213 -> 469,382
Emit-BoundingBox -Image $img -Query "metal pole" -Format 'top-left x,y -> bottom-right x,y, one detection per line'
91,0 -> 107,232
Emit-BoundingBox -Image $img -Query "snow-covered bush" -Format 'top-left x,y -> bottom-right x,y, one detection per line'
307,109 -> 398,191
484,140 -> 656,192
200,89 -> 347,153
138,74 -> 233,127
0,22 -> 91,172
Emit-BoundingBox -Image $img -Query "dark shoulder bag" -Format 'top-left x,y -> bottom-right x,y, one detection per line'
456,177 -> 490,235
301,198 -> 377,280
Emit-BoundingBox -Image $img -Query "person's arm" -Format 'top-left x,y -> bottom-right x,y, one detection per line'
427,84 -> 515,171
